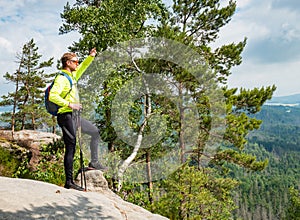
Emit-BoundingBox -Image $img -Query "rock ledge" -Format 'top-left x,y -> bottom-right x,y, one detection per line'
0,176 -> 168,220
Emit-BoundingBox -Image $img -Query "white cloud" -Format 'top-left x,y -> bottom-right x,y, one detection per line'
211,0 -> 300,96
236,0 -> 253,9
228,59 -> 300,97
272,0 -> 300,11
218,1 -> 300,46
0,0 -> 79,97
279,22 -> 300,43
0,37 -> 13,53
0,0 -> 38,20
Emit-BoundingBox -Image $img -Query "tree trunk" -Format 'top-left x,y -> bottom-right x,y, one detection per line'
11,79 -> 18,134
21,94 -> 29,130
146,150 -> 153,204
117,91 -> 151,191
31,95 -> 36,130
178,83 -> 185,164
104,82 -> 115,152
12,55 -> 24,133
117,124 -> 145,191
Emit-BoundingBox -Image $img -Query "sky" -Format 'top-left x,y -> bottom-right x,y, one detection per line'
0,0 -> 299,98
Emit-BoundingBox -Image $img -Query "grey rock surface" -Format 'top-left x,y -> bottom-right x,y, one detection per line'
0,176 -> 168,220
75,169 -> 109,192
0,130 -> 61,170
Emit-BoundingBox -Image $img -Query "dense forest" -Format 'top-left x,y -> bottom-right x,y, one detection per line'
230,104 -> 300,220
249,105 -> 300,153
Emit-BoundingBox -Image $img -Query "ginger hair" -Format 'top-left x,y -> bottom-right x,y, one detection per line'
61,52 -> 77,68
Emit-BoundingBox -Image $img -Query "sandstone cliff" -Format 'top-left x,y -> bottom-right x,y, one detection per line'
0,130 -> 168,219
0,176 -> 168,219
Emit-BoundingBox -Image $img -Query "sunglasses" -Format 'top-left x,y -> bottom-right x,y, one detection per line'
69,59 -> 79,65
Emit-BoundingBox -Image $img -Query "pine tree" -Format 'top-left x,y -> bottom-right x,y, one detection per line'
0,39 -> 54,131
0,52 -> 24,132
59,0 -> 276,218
286,187 -> 300,220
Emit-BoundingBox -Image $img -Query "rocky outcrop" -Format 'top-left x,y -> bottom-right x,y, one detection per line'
0,130 -> 60,170
0,176 -> 168,220
75,169 -> 109,193
0,130 -> 60,144
0,130 -> 169,219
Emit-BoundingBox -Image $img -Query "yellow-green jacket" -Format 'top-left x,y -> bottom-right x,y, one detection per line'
49,55 -> 94,114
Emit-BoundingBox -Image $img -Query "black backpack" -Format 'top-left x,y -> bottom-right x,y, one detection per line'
45,72 -> 73,116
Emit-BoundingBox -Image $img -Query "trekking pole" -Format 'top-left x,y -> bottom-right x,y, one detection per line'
76,109 -> 87,191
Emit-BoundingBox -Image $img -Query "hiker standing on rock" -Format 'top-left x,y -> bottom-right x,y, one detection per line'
49,48 -> 106,191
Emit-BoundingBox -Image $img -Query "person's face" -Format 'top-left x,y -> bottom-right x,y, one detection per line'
67,57 -> 79,71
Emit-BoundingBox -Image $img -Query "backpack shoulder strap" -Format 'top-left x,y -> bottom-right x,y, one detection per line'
59,72 -> 73,88
57,72 -> 73,98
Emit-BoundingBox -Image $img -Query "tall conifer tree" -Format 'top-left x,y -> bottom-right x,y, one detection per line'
60,0 -> 276,218
0,39 -> 54,131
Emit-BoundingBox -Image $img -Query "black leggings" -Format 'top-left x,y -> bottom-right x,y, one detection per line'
57,112 -> 99,182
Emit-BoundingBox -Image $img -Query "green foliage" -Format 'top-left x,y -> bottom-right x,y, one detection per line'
220,104 -> 300,219
234,104 -> 300,219
0,38 -> 54,131
11,140 -> 80,186
227,87 -> 276,114
223,86 -> 276,151
12,153 -> 32,179
60,0 -> 166,54
29,140 -> 66,185
153,164 -> 238,219
116,182 -> 153,209
249,105 -> 300,153
227,143 -> 300,220
170,0 -> 236,44
0,139 -> 32,178
31,140 -> 83,186
0,146 -> 21,176
213,148 -> 268,171
286,187 -> 300,220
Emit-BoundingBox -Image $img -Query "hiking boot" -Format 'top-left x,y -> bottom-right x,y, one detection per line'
88,161 -> 108,171
64,182 -> 85,191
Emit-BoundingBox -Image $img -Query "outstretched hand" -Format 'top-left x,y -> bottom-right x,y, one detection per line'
89,48 -> 97,57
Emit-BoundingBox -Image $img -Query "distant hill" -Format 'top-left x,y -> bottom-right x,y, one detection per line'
248,93 -> 300,153
237,97 -> 300,220
249,104 -> 300,153
267,93 -> 300,104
